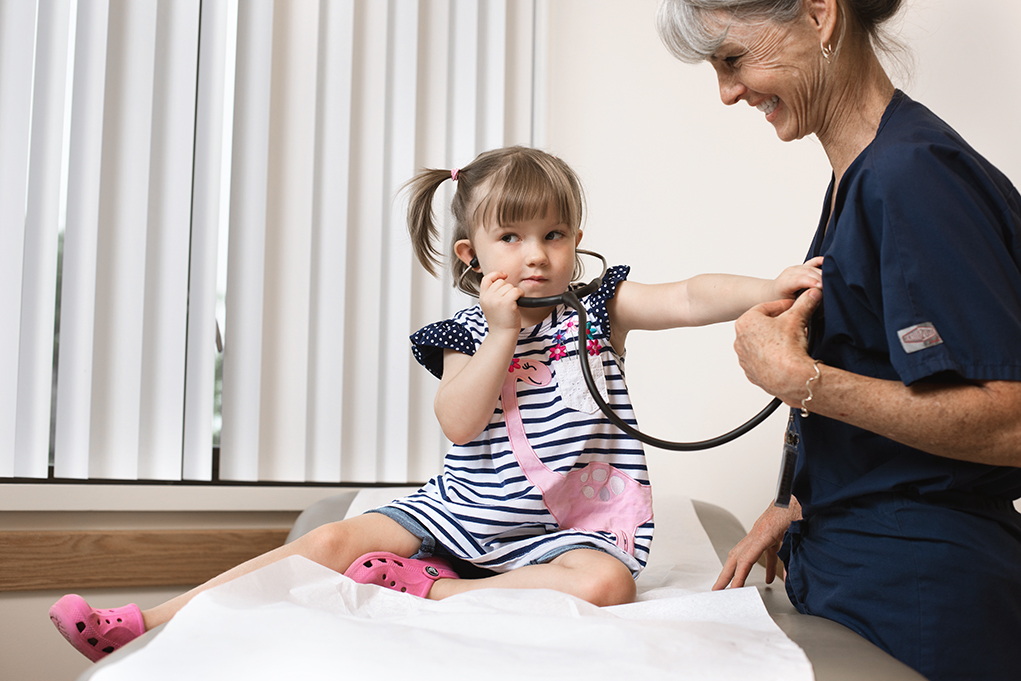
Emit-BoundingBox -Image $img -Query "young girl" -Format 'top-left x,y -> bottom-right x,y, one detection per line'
50,145 -> 822,662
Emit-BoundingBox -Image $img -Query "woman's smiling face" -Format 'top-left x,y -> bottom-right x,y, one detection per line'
706,11 -> 825,142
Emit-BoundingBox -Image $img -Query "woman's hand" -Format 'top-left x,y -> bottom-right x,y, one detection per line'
738,285 -> 1021,465
713,497 -> 802,590
734,287 -> 822,406
478,271 -> 522,334
769,256 -> 823,301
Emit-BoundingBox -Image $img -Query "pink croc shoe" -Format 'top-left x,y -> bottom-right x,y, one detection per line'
344,551 -> 459,597
49,594 -> 145,662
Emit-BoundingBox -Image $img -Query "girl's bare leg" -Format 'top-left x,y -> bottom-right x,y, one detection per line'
427,548 -> 636,607
141,512 -> 420,630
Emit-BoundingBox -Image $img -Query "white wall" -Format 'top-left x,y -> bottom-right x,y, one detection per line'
543,0 -> 1021,530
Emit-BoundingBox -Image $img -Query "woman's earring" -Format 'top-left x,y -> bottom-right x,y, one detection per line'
821,42 -> 833,64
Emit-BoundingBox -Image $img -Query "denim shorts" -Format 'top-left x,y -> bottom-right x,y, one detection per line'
368,505 -> 607,570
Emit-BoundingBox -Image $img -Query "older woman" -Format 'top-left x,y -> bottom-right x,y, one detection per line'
657,0 -> 1021,679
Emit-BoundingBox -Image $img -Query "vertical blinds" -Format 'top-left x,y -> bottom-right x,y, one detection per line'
1,0 -> 538,484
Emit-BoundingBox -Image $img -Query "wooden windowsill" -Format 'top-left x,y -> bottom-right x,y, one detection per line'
0,483 -> 356,512
0,528 -> 290,592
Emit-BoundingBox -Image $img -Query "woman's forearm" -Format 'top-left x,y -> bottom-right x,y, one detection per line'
734,292 -> 1021,467
790,362 -> 1021,467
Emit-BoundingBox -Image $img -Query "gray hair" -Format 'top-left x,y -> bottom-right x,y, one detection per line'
657,0 -> 905,63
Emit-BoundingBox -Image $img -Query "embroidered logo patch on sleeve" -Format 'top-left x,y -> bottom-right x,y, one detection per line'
897,322 -> 943,354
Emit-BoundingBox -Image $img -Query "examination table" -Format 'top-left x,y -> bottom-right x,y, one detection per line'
77,491 -> 925,681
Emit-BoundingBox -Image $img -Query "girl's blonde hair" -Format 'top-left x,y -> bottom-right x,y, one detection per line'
404,146 -> 585,296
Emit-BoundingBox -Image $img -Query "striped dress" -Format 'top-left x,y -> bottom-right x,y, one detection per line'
384,265 -> 653,577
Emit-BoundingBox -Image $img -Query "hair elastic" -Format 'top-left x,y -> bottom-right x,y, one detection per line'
451,168 -> 460,182
800,361 -> 822,417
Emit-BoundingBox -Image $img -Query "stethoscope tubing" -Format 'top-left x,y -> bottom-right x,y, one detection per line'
479,248 -> 782,450
559,288 -> 783,451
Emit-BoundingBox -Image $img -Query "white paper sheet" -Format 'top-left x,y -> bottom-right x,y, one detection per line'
93,493 -> 813,681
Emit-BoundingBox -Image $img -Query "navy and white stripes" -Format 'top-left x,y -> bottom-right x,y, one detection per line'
392,266 -> 653,576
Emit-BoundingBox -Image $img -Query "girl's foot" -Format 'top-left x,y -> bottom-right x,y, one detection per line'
343,551 -> 458,597
49,594 -> 145,662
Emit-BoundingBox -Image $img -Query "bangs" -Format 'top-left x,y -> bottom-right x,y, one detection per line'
657,1 -> 801,64
657,2 -> 730,63
473,154 -> 583,232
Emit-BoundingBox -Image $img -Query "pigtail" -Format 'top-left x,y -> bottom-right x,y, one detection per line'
403,146 -> 585,296
404,168 -> 456,277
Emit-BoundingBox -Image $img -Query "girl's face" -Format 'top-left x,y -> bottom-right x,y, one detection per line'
706,12 -> 824,142
460,211 -> 581,300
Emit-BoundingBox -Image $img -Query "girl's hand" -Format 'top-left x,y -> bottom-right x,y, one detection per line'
770,256 -> 823,301
478,271 -> 522,333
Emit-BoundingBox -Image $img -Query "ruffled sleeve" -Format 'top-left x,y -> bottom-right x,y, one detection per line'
410,317 -> 479,379
584,264 -> 630,336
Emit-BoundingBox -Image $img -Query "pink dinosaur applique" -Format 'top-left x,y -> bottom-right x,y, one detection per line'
502,358 -> 653,555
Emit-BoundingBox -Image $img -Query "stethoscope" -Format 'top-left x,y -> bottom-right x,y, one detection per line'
463,249 -> 783,451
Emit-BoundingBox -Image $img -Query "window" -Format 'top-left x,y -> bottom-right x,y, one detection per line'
1,0 -> 541,486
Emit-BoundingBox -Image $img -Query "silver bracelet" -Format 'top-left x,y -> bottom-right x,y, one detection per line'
800,361 -> 822,417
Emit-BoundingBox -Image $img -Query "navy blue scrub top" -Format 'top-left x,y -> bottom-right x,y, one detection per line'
793,91 -> 1021,516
